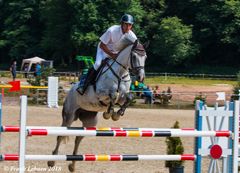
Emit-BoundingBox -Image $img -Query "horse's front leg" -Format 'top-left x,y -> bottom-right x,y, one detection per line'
117,92 -> 133,116
103,93 -> 116,120
112,93 -> 133,121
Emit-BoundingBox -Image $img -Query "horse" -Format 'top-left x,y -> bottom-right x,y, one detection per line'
47,40 -> 147,172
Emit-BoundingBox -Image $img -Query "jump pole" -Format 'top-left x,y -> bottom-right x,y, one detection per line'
1,126 -> 231,137
26,129 -> 231,137
2,126 -> 195,132
1,154 -> 196,161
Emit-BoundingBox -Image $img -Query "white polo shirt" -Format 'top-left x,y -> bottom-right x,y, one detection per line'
100,25 -> 137,53
94,25 -> 137,70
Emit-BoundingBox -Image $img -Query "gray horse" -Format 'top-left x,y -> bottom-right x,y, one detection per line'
48,41 -> 147,172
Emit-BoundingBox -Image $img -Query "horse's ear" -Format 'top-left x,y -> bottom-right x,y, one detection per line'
143,41 -> 150,49
133,40 -> 138,47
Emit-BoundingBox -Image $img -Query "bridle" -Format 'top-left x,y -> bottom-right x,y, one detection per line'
130,41 -> 146,75
99,42 -> 145,91
103,41 -> 146,76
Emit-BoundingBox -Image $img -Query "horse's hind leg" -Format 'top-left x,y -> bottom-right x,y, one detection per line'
47,136 -> 65,167
48,109 -> 75,167
68,110 -> 98,172
68,136 -> 84,172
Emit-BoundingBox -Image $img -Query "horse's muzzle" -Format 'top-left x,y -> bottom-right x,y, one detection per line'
137,68 -> 145,82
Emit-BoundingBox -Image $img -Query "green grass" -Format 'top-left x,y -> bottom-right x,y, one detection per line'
145,76 -> 237,86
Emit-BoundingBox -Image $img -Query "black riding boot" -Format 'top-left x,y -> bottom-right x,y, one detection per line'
77,68 -> 97,95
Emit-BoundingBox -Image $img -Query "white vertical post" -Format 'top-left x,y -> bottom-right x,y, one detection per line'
19,96 -> 27,173
222,157 -> 228,173
47,77 -> 59,108
233,101 -> 239,173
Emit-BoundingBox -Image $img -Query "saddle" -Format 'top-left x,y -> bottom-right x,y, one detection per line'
77,58 -> 110,95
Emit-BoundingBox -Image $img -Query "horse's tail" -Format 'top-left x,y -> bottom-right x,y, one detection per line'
62,101 -> 67,122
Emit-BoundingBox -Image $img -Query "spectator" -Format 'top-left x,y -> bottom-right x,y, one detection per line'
130,80 -> 146,96
142,85 -> 153,104
161,87 -> 172,104
10,60 -> 17,81
166,87 -> 172,102
23,64 -> 29,78
35,63 -> 41,77
153,85 -> 161,98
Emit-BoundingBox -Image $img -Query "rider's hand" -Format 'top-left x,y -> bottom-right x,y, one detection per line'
110,53 -> 118,60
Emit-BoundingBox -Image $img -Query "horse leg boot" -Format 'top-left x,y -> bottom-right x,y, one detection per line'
77,67 -> 97,95
68,136 -> 84,172
117,93 -> 134,116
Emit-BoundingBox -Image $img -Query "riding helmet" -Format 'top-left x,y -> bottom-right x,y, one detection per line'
121,14 -> 134,24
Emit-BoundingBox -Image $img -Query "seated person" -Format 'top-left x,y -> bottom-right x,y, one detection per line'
153,85 -> 161,98
161,87 -> 172,104
130,80 -> 146,96
141,85 -> 153,104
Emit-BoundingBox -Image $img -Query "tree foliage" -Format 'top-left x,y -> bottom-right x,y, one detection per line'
151,17 -> 198,66
0,0 -> 239,71
0,1 -> 42,61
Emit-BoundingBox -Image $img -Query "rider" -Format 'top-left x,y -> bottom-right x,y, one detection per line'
77,14 -> 138,94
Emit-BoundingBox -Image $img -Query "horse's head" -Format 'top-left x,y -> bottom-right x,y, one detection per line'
130,41 -> 147,82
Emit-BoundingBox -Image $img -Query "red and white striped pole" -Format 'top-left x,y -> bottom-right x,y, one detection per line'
1,125 -> 231,137
0,154 -> 196,161
26,128 -> 231,137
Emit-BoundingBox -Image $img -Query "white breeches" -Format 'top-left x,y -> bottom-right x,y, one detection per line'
93,44 -> 108,70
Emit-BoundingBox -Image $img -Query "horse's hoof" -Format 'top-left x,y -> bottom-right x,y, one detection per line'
111,112 -> 120,121
68,163 -> 75,172
117,109 -> 124,116
103,112 -> 111,119
47,161 -> 55,167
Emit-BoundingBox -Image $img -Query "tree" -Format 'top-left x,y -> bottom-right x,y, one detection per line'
151,17 -> 198,67
40,0 -> 75,66
0,1 -> 42,63
191,0 -> 240,66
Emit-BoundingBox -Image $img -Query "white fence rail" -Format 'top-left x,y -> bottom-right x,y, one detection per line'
0,70 -> 237,80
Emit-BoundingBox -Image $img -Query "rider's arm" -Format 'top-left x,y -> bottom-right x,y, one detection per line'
100,42 -> 118,59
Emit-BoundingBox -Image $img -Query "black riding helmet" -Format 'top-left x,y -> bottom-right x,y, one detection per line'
121,14 -> 134,25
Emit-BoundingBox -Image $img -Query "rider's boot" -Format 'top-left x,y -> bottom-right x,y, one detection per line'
77,67 -> 97,95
